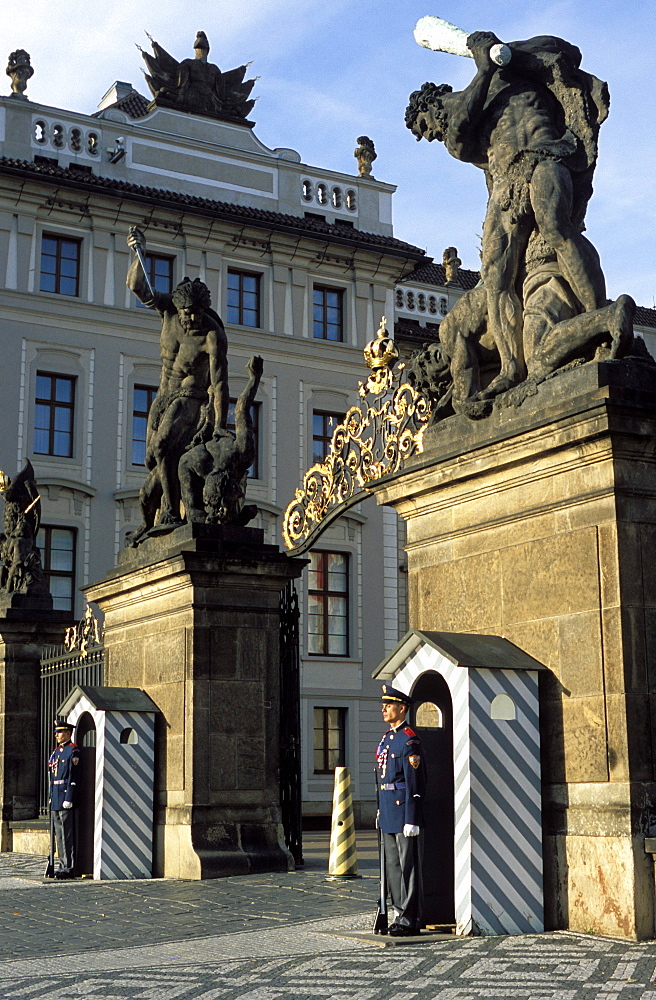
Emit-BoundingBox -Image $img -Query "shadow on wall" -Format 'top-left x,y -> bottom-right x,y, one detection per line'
539,669 -> 568,930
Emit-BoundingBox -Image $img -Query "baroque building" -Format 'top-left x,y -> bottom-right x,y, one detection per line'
0,53 -> 429,828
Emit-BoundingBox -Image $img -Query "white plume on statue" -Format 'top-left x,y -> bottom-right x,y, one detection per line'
414,15 -> 512,66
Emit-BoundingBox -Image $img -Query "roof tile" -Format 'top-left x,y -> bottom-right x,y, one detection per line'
0,157 -> 426,260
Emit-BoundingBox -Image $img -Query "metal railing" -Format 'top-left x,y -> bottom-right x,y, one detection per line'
39,644 -> 104,815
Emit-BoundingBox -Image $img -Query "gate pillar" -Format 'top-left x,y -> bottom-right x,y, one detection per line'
85,523 -> 306,879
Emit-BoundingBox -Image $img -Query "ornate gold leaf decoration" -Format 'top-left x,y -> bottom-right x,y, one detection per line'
64,604 -> 104,658
282,317 -> 431,553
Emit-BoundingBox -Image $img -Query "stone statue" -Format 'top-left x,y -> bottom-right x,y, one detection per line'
0,461 -> 49,600
139,31 -> 256,124
354,136 -> 377,177
406,27 -> 635,408
179,356 -> 263,527
417,245 -> 636,419
442,246 -> 461,283
126,227 -> 229,543
6,50 -> 33,98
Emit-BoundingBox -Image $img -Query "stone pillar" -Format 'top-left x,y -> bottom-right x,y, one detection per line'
0,610 -> 70,849
85,524 -> 305,879
370,360 -> 656,940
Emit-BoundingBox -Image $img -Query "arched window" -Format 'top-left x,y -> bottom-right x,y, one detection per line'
490,693 -> 516,721
120,727 -> 138,745
415,701 -> 443,728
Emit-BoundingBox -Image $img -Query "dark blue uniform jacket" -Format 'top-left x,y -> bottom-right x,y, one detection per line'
48,741 -> 80,810
376,724 -> 427,833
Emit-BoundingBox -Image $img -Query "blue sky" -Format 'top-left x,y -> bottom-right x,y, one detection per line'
4,0 -> 656,306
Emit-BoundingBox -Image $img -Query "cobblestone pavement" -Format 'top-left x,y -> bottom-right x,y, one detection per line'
2,846 -> 656,999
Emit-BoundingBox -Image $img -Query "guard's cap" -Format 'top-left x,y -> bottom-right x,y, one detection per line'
54,718 -> 73,732
381,684 -> 412,707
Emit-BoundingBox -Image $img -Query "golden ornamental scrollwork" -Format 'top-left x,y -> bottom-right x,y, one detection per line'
282,317 -> 432,553
64,604 -> 104,657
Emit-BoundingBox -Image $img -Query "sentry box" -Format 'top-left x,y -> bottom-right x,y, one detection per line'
57,685 -> 158,880
373,629 -> 545,936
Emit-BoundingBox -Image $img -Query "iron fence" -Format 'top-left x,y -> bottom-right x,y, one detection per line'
279,580 -> 303,865
39,643 -> 104,815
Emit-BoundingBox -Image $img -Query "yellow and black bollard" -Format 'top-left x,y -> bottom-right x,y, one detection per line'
327,766 -> 361,879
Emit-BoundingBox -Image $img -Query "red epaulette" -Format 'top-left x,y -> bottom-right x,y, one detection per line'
70,742 -> 78,748
403,726 -> 416,737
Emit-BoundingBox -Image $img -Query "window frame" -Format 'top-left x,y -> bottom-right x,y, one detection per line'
313,285 -> 344,342
37,525 -> 77,614
307,550 -> 350,657
39,233 -> 81,297
313,706 -> 347,774
33,371 -> 76,458
226,398 -> 261,479
312,409 -> 344,465
131,384 -> 158,466
227,269 -> 261,328
135,253 -> 174,307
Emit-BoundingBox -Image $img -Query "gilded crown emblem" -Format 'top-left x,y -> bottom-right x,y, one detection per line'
360,317 -> 400,396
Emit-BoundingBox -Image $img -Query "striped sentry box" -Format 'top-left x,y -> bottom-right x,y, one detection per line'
59,685 -> 158,880
373,630 -> 545,936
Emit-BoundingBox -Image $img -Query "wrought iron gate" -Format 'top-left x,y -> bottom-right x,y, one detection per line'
279,580 -> 303,865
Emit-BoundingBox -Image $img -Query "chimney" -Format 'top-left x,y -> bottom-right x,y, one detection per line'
97,81 -> 134,111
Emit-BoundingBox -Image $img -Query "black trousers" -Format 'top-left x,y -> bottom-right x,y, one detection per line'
382,830 -> 424,929
52,809 -> 76,873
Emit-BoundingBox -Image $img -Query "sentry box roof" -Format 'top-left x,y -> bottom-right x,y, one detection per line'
57,685 -> 159,717
373,629 -> 546,680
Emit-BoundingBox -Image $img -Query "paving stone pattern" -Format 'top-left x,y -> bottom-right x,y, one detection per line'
2,852 -> 656,998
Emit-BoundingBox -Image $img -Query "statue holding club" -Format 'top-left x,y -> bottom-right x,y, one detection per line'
406,16 -> 635,410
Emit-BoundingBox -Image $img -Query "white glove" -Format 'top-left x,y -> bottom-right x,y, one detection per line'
62,801 -> 73,810
403,824 -> 419,837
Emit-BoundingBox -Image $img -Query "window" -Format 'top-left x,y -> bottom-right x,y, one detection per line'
34,373 -> 75,457
37,526 -> 76,613
415,702 -> 444,728
227,270 -> 260,327
313,286 -> 343,341
40,235 -> 80,296
308,551 -> 349,656
313,707 -> 346,774
312,410 -> 343,464
226,399 -> 260,478
135,254 -> 173,307
491,694 -> 516,721
132,385 -> 157,465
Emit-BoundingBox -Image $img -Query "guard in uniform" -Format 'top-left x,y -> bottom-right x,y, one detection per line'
48,719 -> 80,879
376,683 -> 427,936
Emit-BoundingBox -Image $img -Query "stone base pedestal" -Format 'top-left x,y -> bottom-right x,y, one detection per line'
85,524 -> 304,879
0,610 -> 71,850
372,360 -> 656,939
